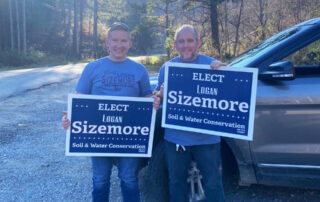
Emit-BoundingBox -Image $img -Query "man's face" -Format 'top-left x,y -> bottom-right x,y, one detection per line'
106,30 -> 132,62
174,29 -> 201,62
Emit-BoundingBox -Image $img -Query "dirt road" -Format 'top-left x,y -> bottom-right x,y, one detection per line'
0,78 -> 122,201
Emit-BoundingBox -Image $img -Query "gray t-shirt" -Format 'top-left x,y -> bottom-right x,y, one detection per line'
76,57 -> 152,97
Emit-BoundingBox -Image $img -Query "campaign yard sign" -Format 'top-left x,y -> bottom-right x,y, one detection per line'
162,62 -> 258,141
65,94 -> 156,157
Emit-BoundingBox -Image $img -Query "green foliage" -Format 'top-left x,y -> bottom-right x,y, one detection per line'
287,41 -> 320,65
131,22 -> 155,55
0,49 -> 42,68
131,55 -> 167,73
165,37 -> 174,55
1,0 -> 320,69
164,26 -> 176,57
143,56 -> 164,65
0,48 -> 91,70
99,0 -> 128,24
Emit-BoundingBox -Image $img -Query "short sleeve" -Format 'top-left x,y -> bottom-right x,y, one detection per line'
75,63 -> 94,94
139,67 -> 152,96
155,65 -> 165,91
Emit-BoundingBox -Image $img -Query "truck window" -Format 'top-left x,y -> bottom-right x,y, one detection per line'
285,39 -> 320,75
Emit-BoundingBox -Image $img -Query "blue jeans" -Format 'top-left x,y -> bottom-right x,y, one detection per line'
91,157 -> 140,202
165,141 -> 225,202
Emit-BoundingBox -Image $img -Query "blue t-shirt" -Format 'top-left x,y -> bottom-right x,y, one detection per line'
76,57 -> 152,97
155,54 -> 221,146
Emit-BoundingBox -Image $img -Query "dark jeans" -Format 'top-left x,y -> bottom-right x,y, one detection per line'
165,141 -> 225,202
91,157 -> 140,202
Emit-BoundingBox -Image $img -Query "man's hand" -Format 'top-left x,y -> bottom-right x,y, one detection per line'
159,83 -> 164,97
152,95 -> 160,110
153,83 -> 164,105
145,94 -> 161,110
62,111 -> 70,130
210,60 -> 227,70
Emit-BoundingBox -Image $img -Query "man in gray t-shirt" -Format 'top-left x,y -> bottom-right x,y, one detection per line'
62,22 -> 159,202
155,24 -> 226,202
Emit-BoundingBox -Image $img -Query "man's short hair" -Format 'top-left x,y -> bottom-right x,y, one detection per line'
106,22 -> 130,40
174,24 -> 199,41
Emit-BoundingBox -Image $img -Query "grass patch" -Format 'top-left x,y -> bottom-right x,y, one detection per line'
0,50 -> 92,72
130,54 -> 166,73
0,51 -> 165,73
145,64 -> 162,73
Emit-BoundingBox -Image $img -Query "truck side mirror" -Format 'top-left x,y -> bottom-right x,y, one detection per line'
259,61 -> 295,80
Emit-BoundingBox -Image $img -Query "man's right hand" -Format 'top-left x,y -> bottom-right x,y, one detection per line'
210,60 -> 227,70
62,111 -> 70,130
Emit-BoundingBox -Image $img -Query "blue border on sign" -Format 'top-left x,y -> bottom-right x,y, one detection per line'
161,62 -> 258,141
65,94 -> 156,157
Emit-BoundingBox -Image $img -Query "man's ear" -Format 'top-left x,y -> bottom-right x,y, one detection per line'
174,41 -> 177,49
105,39 -> 109,49
129,41 -> 132,48
197,39 -> 201,48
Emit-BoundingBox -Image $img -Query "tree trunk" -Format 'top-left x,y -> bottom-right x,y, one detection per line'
15,0 -> 21,52
258,0 -> 267,40
22,0 -> 27,55
9,0 -> 14,50
209,0 -> 220,55
233,0 -> 243,56
89,8 -> 93,57
72,0 -> 79,58
93,0 -> 98,59
66,1 -> 72,54
165,0 -> 170,59
224,0 -> 230,56
79,0 -> 84,58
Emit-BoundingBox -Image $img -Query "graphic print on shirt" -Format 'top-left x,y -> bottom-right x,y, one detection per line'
101,71 -> 135,91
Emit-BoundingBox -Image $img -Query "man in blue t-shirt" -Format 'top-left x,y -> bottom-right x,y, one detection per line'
62,22 -> 160,202
155,24 -> 226,202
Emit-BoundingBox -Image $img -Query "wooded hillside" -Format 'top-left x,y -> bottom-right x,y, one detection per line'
0,0 -> 319,67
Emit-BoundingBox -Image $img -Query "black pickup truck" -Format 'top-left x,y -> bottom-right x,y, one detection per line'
142,17 -> 320,202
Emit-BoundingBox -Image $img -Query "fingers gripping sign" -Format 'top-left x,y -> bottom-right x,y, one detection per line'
152,95 -> 160,110
210,60 -> 227,70
62,111 -> 70,130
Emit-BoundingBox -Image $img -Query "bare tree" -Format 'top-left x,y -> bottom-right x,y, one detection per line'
79,0 -> 85,58
209,0 -> 221,55
15,0 -> 21,52
223,1 -> 231,56
9,0 -> 14,50
183,0 -> 224,55
233,0 -> 243,56
93,0 -> 98,59
65,0 -> 72,53
72,0 -> 79,58
22,0 -> 27,54
257,0 -> 268,40
148,0 -> 178,58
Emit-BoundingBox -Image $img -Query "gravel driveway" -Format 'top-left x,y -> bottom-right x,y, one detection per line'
0,78 -> 121,202
0,73 -> 320,202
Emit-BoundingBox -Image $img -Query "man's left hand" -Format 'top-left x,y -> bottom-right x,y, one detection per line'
152,95 -> 160,110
